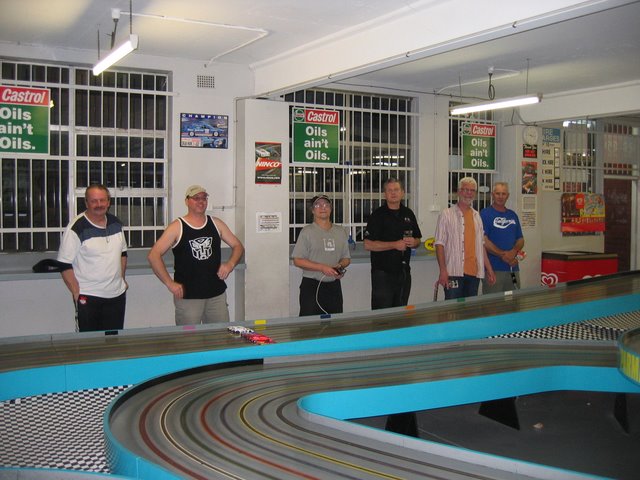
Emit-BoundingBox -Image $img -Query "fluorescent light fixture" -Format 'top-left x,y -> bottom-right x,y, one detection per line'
450,93 -> 542,115
93,34 -> 138,76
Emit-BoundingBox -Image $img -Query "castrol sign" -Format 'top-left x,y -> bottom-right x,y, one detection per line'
292,108 -> 340,164
0,86 -> 50,154
461,122 -> 496,171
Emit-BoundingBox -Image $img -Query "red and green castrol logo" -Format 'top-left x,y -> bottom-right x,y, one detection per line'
293,108 -> 305,122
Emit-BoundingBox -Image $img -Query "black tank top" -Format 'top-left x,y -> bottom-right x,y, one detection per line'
172,216 -> 226,299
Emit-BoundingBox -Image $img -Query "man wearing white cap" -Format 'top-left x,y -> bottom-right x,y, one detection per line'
148,185 -> 244,324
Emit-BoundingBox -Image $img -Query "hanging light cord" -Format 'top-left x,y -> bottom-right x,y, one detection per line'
487,72 -> 495,100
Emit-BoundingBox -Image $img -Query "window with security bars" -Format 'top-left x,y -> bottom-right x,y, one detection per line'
562,120 -> 598,193
561,119 -> 640,191
602,121 -> 640,177
283,89 -> 416,244
0,60 -> 169,252
447,108 -> 496,210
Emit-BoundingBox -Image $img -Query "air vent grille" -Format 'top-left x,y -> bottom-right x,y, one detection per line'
196,75 -> 215,89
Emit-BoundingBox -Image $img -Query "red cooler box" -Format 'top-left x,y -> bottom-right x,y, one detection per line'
541,251 -> 618,287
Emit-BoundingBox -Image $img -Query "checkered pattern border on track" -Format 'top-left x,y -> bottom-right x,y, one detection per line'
490,311 -> 640,341
0,385 -> 129,473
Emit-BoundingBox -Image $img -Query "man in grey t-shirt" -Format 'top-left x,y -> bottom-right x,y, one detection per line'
292,195 -> 351,316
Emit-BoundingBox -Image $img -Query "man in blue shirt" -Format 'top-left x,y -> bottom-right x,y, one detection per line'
480,182 -> 525,293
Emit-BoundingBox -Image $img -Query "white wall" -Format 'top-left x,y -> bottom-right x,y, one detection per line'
0,269 -> 238,337
497,121 -> 606,289
169,59 -> 252,224
237,99 -> 291,321
415,94 -> 451,239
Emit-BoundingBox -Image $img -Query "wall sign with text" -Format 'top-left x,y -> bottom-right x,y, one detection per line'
540,127 -> 562,191
292,108 -> 339,164
0,86 -> 50,154
461,122 -> 496,171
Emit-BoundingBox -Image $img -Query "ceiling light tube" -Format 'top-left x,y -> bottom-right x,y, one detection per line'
93,34 -> 139,76
450,93 -> 542,115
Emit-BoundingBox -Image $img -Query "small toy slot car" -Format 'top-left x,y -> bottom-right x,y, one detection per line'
227,325 -> 254,335
244,333 -> 275,344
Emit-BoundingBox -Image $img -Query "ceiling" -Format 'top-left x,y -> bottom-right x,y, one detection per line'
1,0 -> 640,110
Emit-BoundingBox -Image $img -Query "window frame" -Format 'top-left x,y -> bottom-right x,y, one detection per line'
0,59 -> 170,252
284,88 -> 417,245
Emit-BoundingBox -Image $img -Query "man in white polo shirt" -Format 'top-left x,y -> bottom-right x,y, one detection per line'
57,184 -> 128,332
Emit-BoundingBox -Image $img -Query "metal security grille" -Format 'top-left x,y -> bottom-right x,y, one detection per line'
284,89 -> 416,244
0,60 -> 170,252
562,120 -> 598,193
561,119 -> 640,190
602,121 -> 640,177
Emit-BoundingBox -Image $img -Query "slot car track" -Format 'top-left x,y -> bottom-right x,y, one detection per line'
2,272 -> 640,374
102,273 -> 640,480
3,272 -> 640,479
108,340 -> 624,480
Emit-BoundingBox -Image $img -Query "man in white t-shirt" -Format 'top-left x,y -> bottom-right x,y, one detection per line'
57,184 -> 128,332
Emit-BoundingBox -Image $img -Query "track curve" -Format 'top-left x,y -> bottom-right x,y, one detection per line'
109,340 -> 620,480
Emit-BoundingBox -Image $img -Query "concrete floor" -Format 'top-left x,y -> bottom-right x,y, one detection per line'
354,391 -> 640,479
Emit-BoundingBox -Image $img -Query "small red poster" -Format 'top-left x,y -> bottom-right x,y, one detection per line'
522,161 -> 538,194
255,142 -> 282,184
561,192 -> 606,235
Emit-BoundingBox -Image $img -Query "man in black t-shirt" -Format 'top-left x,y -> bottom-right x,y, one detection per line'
148,185 -> 244,324
364,178 -> 422,310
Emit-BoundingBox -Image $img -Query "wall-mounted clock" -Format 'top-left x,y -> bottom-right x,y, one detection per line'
523,125 -> 539,144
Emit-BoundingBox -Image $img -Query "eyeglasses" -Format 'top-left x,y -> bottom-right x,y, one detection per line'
190,195 -> 209,202
313,201 -> 331,209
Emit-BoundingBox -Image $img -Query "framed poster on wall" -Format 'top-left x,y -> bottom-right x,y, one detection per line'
255,142 -> 282,184
561,192 -> 605,235
180,113 -> 228,149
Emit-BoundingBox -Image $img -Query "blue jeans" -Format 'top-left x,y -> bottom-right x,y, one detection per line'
444,275 -> 480,300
